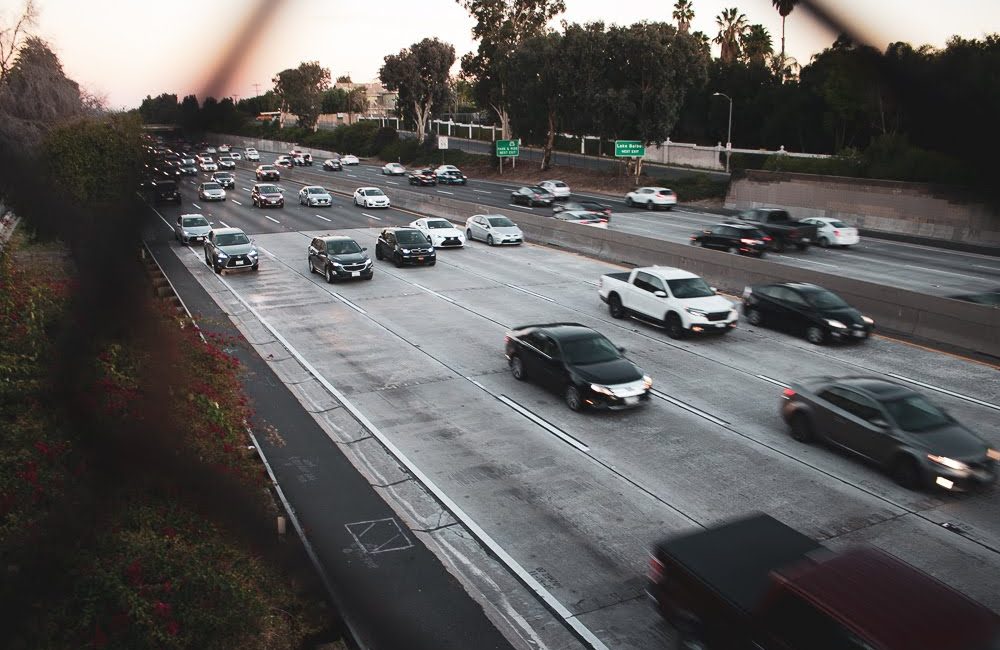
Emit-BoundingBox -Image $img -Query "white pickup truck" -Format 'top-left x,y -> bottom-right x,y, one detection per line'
598,266 -> 739,338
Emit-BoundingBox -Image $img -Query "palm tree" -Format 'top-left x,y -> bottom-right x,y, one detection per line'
772,0 -> 800,66
672,0 -> 694,34
741,24 -> 773,66
714,8 -> 748,64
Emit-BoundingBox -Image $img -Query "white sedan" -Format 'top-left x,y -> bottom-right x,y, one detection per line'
206,146 -> 217,154
624,186 -> 676,211
198,182 -> 226,201
341,154 -> 360,165
801,217 -> 860,248
230,151 -> 242,160
539,180 -> 571,200
410,217 -> 465,248
199,159 -> 218,172
217,144 -> 230,152
382,162 -> 406,175
245,148 -> 260,161
353,187 -> 390,208
299,185 -> 332,207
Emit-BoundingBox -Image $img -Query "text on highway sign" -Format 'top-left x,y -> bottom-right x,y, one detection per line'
615,140 -> 645,157
496,139 -> 519,157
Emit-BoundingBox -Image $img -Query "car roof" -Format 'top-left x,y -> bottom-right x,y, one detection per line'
180,213 -> 206,219
212,227 -> 244,235
303,185 -> 326,190
640,266 -> 700,280
319,235 -> 357,242
357,186 -> 381,191
254,183 -> 279,191
515,322 -> 601,341
830,376 -> 915,400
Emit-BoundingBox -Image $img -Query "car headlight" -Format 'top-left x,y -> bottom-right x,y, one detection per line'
988,448 -> 1000,461
590,384 -> 615,396
927,454 -> 969,471
401,248 -> 410,254
182,230 -> 191,236
862,316 -> 874,325
428,247 -> 434,252
643,375 -> 653,389
248,250 -> 258,258
217,251 -> 229,259
330,261 -> 341,267
686,308 -> 707,316
826,319 -> 847,329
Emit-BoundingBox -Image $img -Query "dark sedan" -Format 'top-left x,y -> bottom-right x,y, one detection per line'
691,223 -> 770,257
553,200 -> 613,217
781,376 -> 998,490
742,282 -> 874,344
437,170 -> 468,185
504,323 -> 652,411
408,169 -> 438,186
374,227 -> 436,267
322,158 -> 343,171
511,186 -> 555,207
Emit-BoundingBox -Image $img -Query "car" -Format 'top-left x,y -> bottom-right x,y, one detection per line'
800,217 -> 861,248
781,376 -> 999,490
204,227 -> 259,274
198,182 -> 226,201
625,187 -> 677,210
308,235 -> 374,282
206,146 -> 217,154
734,208 -> 819,252
382,162 -> 406,175
322,158 -> 343,171
245,148 -> 260,161
251,183 -> 284,208
690,223 -> 770,257
552,200 -> 612,217
437,169 -> 468,185
275,156 -> 294,168
229,151 -> 242,160
299,185 -> 332,207
291,154 -> 306,166
511,186 -> 555,207
374,228 -> 436,267
199,159 -> 218,172
341,154 -> 359,165
552,210 -> 607,227
433,164 -> 460,175
742,282 -> 875,345
149,178 -> 181,204
538,180 -> 570,200
217,144 -> 230,153
216,154 -> 236,170
504,323 -> 652,411
211,172 -> 235,189
178,158 -> 198,175
255,165 -> 280,181
409,217 -> 465,248
353,187 -> 390,209
465,214 -> 523,246
174,214 -> 212,245
408,169 -> 437,186
196,153 -> 212,164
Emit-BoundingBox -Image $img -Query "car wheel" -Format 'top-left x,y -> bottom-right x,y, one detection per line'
608,294 -> 625,319
325,266 -> 335,284
487,235 -> 495,246
375,245 -> 383,260
625,197 -> 633,207
565,385 -> 582,411
806,326 -> 826,345
819,236 -> 830,248
746,308 -> 763,326
665,313 -> 685,339
891,456 -> 922,490
645,200 -> 653,210
509,354 -> 526,380
308,258 -> 315,274
252,263 -> 259,272
727,246 -> 738,254
789,412 -> 814,443
213,260 -> 222,274
466,228 -> 474,241
772,239 -> 785,253
394,253 -> 402,268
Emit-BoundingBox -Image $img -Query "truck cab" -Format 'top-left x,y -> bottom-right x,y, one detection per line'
735,208 -> 819,252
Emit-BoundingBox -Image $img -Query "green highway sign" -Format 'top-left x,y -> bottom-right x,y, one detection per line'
615,140 -> 645,157
496,139 -> 519,157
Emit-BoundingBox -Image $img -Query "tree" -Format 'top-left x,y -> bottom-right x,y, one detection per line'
137,92 -> 178,124
508,31 -> 565,170
272,61 -> 330,130
179,94 -> 200,130
380,38 -> 454,142
457,0 -> 566,139
672,0 -> 694,34
336,74 -> 352,84
714,8 -> 748,64
0,0 -> 36,84
771,0 -> 800,73
346,86 -> 367,122
741,24 -> 773,66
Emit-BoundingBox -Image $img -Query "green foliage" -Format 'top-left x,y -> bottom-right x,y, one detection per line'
654,173 -> 730,201
272,61 -> 331,131
379,38 -> 455,141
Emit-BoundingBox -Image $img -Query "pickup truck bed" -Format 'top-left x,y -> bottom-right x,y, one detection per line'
602,271 -> 631,283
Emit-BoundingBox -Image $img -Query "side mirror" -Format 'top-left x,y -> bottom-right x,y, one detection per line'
362,246 -> 368,251
210,221 -> 215,225
616,346 -> 626,353
710,286 -> 718,292
654,290 -> 668,298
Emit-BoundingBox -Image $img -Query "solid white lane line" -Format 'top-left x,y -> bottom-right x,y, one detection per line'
437,190 -> 455,195
264,215 -> 280,224
411,283 -> 455,303
886,374 -> 1000,411
331,293 -> 367,314
192,203 -> 201,209
504,283 -> 555,302
973,264 -> 1000,271
386,181 -> 399,185
362,213 -> 382,220
650,390 -> 729,427
315,214 -> 332,222
771,254 -> 838,268
347,174 -> 357,178
255,245 -> 277,259
902,264 -> 990,281
473,189 -> 492,194
230,200 -> 242,205
242,187 -> 251,191
510,204 -> 532,210
219,221 -> 230,228
496,395 -> 590,453
756,374 -> 790,389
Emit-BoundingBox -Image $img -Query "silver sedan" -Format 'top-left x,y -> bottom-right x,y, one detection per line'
299,185 -> 332,207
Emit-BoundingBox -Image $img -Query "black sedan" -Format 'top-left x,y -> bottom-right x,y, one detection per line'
781,376 -> 998,490
504,323 -> 652,411
553,200 -> 613,217
742,282 -> 874,344
408,169 -> 437,186
691,223 -> 770,257
322,159 -> 343,171
374,227 -> 436,267
437,170 -> 468,185
511,186 -> 555,207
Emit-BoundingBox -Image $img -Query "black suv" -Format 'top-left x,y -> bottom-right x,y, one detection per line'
504,323 -> 652,411
511,186 -> 554,206
308,236 -> 374,282
374,228 -> 436,267
251,183 -> 284,208
742,282 -> 875,344
150,179 -> 181,204
690,223 -> 770,257
438,170 -> 467,185
408,169 -> 437,186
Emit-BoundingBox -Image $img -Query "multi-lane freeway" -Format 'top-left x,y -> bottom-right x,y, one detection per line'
145,154 -> 1000,649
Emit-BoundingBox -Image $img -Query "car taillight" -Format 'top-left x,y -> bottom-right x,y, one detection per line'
740,238 -> 758,245
763,235 -> 772,241
782,388 -> 796,399
504,335 -> 512,345
833,229 -> 840,236
648,556 -> 664,582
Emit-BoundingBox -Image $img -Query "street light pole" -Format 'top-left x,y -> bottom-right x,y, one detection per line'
712,92 -> 733,173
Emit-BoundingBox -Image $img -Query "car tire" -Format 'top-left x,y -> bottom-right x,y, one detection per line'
625,197 -> 633,207
664,206 -> 673,211
608,294 -> 625,319
466,229 -> 474,241
325,266 -> 335,284
891,456 -> 922,490
665,313 -> 685,339
727,246 -> 738,254
746,308 -> 763,326
819,237 -> 830,248
789,412 -> 815,443
565,385 -> 582,412
509,354 -> 526,380
645,200 -> 653,210
308,259 -> 314,274
806,326 -> 826,345
365,273 -> 374,280
394,253 -> 402,268
252,263 -> 259,272
375,246 -> 383,260
487,235 -> 495,246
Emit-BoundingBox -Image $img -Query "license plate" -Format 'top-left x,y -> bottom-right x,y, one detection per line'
624,396 -> 639,405
351,271 -> 360,277
801,238 -> 811,243
234,260 -> 244,265
853,330 -> 866,338
417,256 -> 424,261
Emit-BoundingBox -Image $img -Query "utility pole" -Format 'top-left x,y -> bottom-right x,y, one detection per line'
252,83 -> 261,97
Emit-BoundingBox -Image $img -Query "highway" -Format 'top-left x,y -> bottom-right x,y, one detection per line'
146,165 -> 1000,649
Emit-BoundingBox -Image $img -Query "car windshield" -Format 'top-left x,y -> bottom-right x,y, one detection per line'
216,233 -> 250,246
396,231 -> 428,245
829,220 -> 848,228
552,181 -> 567,187
667,278 -> 715,298
307,187 -> 325,194
560,335 -> 622,365
182,216 -> 208,227
261,165 -> 275,170
427,220 -> 452,229
202,183 -> 221,190
366,188 -> 385,196
215,173 -> 232,179
327,240 -> 362,255
882,394 -> 951,432
806,290 -> 849,309
530,186 -> 548,194
258,185 -> 279,193
657,189 -> 674,195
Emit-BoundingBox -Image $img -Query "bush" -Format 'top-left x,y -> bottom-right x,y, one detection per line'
654,173 -> 730,201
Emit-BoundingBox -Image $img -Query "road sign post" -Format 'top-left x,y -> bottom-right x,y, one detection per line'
614,140 -> 646,181
496,139 -> 519,174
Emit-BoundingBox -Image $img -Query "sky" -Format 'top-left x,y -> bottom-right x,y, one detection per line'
16,0 -> 1000,109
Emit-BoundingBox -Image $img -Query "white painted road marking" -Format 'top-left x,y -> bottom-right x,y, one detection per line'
886,374 -> 1000,411
497,395 -> 590,452
362,213 -> 382,221
192,203 -> 201,209
510,204 -> 532,210
505,283 -> 555,302
437,190 -> 455,195
473,189 -> 492,194
756,374 -> 790,389
412,283 -> 455,303
242,187 -> 251,191
230,200 -> 242,205
264,215 -> 280,224
315,213 -> 331,222
903,264 -> 989,281
219,221 -> 230,228
651,389 -> 729,427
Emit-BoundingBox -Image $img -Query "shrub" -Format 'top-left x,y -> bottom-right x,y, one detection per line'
653,173 -> 730,201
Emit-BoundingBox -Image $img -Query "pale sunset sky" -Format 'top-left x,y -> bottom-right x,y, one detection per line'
13,0 -> 1000,109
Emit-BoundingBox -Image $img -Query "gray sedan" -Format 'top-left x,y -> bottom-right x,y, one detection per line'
465,214 -> 523,246
174,214 -> 212,245
781,375 -> 998,491
299,185 -> 332,207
